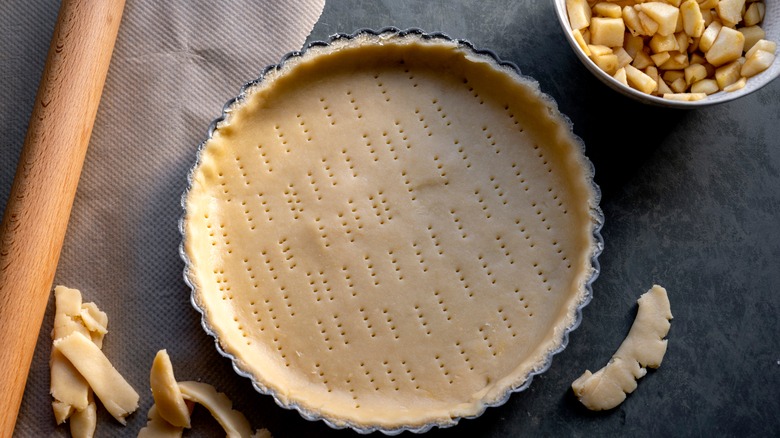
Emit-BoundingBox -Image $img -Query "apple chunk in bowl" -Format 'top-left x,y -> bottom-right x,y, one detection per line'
553,0 -> 780,107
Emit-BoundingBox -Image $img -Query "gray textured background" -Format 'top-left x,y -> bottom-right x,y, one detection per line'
4,0 -> 780,437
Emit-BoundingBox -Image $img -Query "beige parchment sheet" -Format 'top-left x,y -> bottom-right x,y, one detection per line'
4,1 -> 326,436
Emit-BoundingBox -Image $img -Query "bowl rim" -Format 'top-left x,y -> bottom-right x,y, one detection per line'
552,0 -> 780,108
178,26 -> 605,435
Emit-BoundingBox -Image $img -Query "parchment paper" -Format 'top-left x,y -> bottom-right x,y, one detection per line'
2,0 -> 325,436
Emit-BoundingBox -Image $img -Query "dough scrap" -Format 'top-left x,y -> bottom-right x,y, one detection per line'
137,405 -> 184,438
150,350 -> 191,428
80,302 -> 108,348
177,381 -> 254,438
54,331 -> 140,424
50,286 -> 95,423
50,348 -> 89,423
69,394 -> 97,438
571,285 -> 672,410
52,401 -> 74,426
139,350 -> 270,438
253,429 -> 272,438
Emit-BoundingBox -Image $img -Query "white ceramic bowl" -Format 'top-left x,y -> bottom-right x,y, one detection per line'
553,0 -> 780,108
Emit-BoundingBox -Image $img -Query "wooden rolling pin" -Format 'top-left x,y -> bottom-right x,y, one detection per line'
0,0 -> 125,435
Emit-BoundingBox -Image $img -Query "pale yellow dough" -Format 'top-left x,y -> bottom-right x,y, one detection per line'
50,286 -> 92,420
79,302 -> 108,348
69,395 -> 97,438
140,352 -> 270,438
184,33 -> 599,429
54,332 -> 140,425
150,350 -> 191,428
137,405 -> 184,438
178,381 -> 255,438
50,285 -> 109,435
571,285 -> 672,410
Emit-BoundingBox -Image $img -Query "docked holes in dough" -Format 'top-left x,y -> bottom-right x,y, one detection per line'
53,332 -> 140,425
150,350 -> 191,428
571,285 -> 672,410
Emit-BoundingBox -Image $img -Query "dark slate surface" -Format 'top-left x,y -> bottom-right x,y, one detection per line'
301,1 -> 780,437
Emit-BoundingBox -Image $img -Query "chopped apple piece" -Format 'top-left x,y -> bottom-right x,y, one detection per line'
680,0 -> 705,37
632,50 -> 655,69
663,92 -> 707,100
636,2 -> 680,36
705,26 -> 744,66
691,78 -> 720,94
659,51 -> 690,69
589,44 -> 614,56
715,60 -> 743,88
715,0 -> 746,27
741,49 -> 775,77
614,47 -> 634,67
591,17 -> 627,46
624,32 -> 645,57
675,9 -> 685,33
568,0 -> 593,30
656,76 -> 674,95
723,76 -> 747,91
651,51 -> 672,66
689,52 -> 707,64
594,2 -> 623,18
745,39 -> 776,60
699,20 -> 723,52
698,0 -> 719,10
684,63 -> 708,85
626,64 -> 659,93
663,70 -> 685,82
623,6 -> 645,36
638,10 -> 661,35
742,2 -> 765,27
739,25 -> 765,52
614,67 -> 629,85
645,65 -> 660,82
670,76 -> 688,92
573,29 -> 592,56
650,33 -> 680,52
675,32 -> 691,52
593,53 -> 621,74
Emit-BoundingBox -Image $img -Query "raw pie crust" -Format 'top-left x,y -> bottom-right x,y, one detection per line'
184,32 -> 598,430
